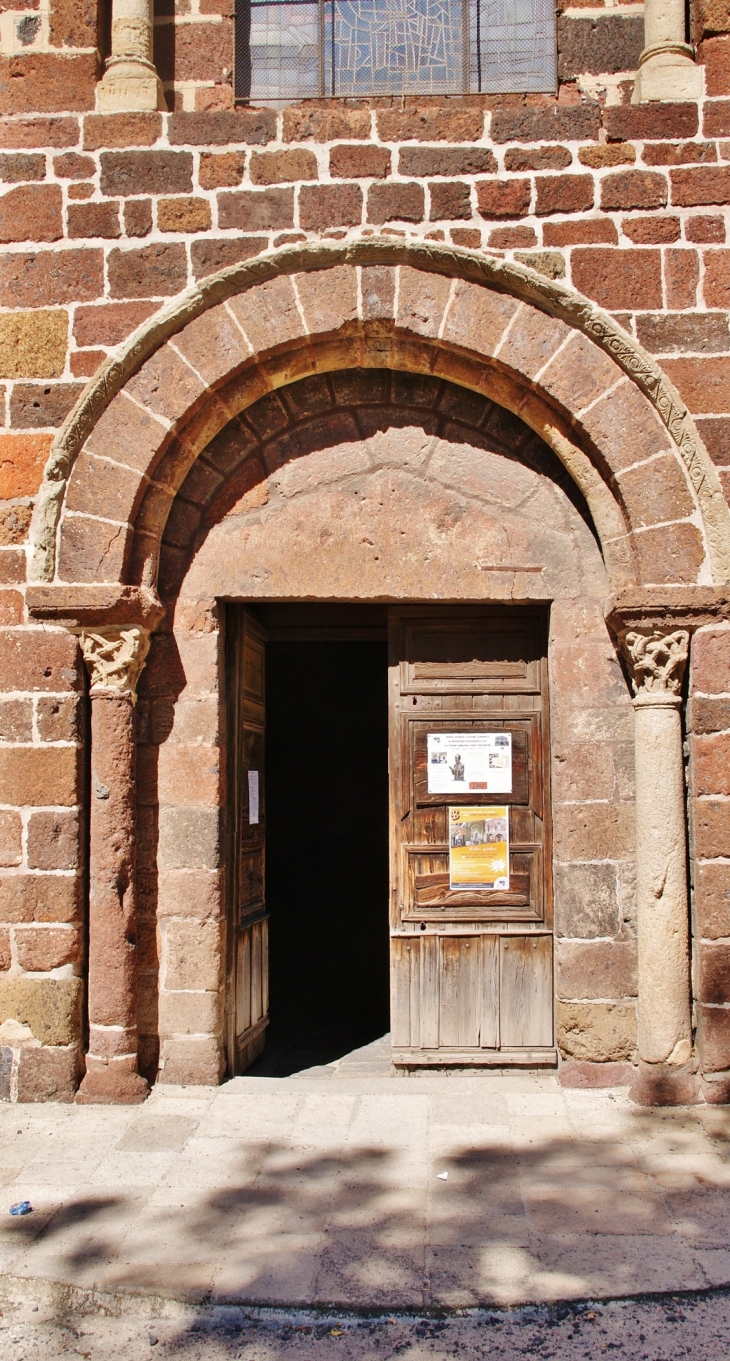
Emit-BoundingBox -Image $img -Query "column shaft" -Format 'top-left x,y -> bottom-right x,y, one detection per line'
634,694 -> 692,1068
78,691 -> 149,1103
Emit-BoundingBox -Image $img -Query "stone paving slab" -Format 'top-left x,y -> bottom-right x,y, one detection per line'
1,1039 -> 730,1309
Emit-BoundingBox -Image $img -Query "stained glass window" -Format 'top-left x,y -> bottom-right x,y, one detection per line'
235,0 -> 556,99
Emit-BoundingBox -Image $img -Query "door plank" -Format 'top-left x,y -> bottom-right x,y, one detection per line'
499,935 -> 553,1047
480,936 -> 500,1048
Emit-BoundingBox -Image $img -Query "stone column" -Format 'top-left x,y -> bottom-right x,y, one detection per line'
622,628 -> 698,1105
96,0 -> 165,113
76,626 -> 151,1105
632,0 -> 702,101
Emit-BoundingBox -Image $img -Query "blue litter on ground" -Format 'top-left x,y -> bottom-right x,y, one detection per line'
9,1200 -> 33,1216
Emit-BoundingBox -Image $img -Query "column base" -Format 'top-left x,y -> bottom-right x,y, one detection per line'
630,1059 -> 700,1106
699,1071 -> 730,1105
632,48 -> 704,102
96,59 -> 166,113
76,1056 -> 150,1105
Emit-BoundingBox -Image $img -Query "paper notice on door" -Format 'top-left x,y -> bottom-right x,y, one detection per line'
248,770 -> 259,825
427,732 -> 512,794
449,806 -> 509,891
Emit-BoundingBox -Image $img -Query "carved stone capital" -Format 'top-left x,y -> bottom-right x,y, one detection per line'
76,626 -> 151,698
622,628 -> 689,698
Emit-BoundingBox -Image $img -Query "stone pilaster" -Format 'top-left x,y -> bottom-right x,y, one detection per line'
96,0 -> 165,113
76,626 -> 151,1105
621,627 -> 698,1105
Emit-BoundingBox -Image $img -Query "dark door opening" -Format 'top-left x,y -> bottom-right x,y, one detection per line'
247,618 -> 390,1076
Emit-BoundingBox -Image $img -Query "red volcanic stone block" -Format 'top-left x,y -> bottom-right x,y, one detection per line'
535,173 -> 593,215
604,102 -> 699,141
571,248 -> 663,309
0,184 -> 62,242
488,225 -> 537,247
107,243 -> 188,299
0,433 -> 52,497
67,200 -> 121,239
476,177 -> 531,219
694,861 -> 730,938
249,148 -> 318,184
190,236 -> 266,278
377,104 -> 484,142
218,187 -> 294,231
699,36 -> 730,96
543,218 -> 618,245
100,150 -> 193,197
198,151 -> 246,189
505,145 -> 572,172
301,183 -> 363,228
601,171 -> 668,211
662,355 -> 730,412
622,216 -> 680,243
704,100 -> 730,138
693,732 -> 730,797
671,166 -> 730,206
664,248 -> 699,308
686,215 -> 725,242
429,181 -> 472,220
0,747 -> 80,806
0,116 -> 78,149
73,301 -> 156,347
331,144 -> 391,179
692,628 -> 730,694
168,110 -> 276,146
0,152 -> 45,182
399,146 -> 496,176
283,103 -> 371,141
704,250 -> 730,307
490,105 -> 600,144
0,53 -> 97,114
83,113 -> 162,150
367,181 -> 423,224
642,140 -> 717,166
53,152 -> 95,180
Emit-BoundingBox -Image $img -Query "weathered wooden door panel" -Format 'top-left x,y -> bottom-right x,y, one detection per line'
226,606 -> 269,1075
499,935 -> 553,1048
389,606 -> 555,1068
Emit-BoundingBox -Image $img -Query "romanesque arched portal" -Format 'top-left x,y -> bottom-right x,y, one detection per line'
25,241 -> 730,1106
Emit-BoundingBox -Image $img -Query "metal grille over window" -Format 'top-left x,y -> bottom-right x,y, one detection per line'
234,0 -> 556,99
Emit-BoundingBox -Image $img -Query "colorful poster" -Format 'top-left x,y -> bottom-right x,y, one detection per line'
449,806 -> 509,891
427,732 -> 512,794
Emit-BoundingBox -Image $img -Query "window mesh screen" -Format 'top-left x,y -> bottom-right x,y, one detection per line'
235,0 -> 556,99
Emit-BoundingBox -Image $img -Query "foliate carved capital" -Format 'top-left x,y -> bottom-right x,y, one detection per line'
622,628 -> 689,697
77,626 -> 151,698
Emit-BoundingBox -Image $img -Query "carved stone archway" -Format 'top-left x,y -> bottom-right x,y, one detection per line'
25,239 -> 730,1105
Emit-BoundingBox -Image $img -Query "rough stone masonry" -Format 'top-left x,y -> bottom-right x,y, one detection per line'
0,0 -> 729,1107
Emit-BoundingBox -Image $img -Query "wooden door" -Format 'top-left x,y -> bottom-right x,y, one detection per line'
388,607 -> 554,1067
225,606 -> 269,1074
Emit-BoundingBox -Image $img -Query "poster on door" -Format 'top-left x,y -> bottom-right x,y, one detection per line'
427,732 -> 512,794
449,806 -> 509,891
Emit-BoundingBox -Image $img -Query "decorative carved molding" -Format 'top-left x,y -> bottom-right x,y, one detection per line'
76,626 -> 151,697
29,238 -> 730,586
623,629 -> 689,697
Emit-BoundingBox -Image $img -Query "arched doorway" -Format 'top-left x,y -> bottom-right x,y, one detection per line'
27,242 -> 730,1104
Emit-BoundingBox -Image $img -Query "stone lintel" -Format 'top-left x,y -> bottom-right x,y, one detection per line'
26,584 -> 164,632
